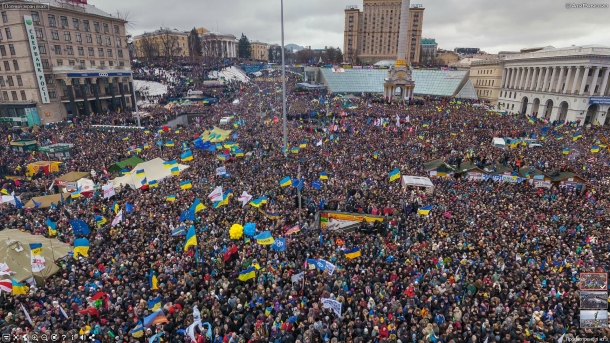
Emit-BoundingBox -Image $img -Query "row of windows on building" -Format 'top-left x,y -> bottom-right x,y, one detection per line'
0,89 -> 28,101
0,42 -> 124,59
1,11 -> 121,36
476,79 -> 495,86
38,29 -> 123,48
477,89 -> 493,97
476,69 -> 496,75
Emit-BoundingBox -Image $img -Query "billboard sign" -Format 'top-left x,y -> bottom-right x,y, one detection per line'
24,16 -> 50,104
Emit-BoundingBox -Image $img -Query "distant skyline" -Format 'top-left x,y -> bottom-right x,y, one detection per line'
97,0 -> 610,53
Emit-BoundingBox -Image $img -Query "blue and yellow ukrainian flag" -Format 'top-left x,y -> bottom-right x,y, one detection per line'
144,142 -> 150,149
135,169 -> 146,177
144,129 -> 150,134
175,128 -> 180,134
233,149 -> 244,157
319,172 -> 329,180
573,133 -> 582,141
122,135 -> 130,141
12,280 -> 27,295
418,205 -> 433,216
299,141 -> 307,148
46,218 -> 57,236
556,135 -> 563,140
147,296 -> 162,311
562,148 -> 570,155
163,160 -> 173,168
344,247 -> 361,259
280,176 -> 292,187
238,267 -> 256,281
181,150 -> 194,162
71,190 -> 81,198
418,133 -> 424,140
180,180 -> 192,190
217,154 -> 229,161
184,225 -> 197,251
249,196 -> 267,208
166,194 -> 177,202
591,145 -> 600,153
94,215 -> 106,227
30,243 -> 43,256
389,168 -> 401,182
73,238 -> 90,258
213,191 -> 232,208
149,269 -> 158,290
112,202 -> 119,214
148,180 -> 158,188
291,147 -> 299,154
422,122 -> 429,128
191,198 -> 206,213
171,167 -> 180,176
373,152 -> 378,159
165,140 -> 175,147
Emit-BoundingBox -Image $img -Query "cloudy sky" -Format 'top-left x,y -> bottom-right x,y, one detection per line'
97,0 -> 610,53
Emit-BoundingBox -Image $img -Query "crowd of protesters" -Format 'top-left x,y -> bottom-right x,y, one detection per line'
1,61 -> 610,343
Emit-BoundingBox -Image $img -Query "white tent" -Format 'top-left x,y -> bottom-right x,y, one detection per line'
401,175 -> 435,193
62,178 -> 95,194
111,157 -> 190,189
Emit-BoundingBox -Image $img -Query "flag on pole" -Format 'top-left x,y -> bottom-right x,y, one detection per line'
112,210 -> 123,227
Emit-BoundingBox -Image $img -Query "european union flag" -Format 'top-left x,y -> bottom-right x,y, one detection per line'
69,219 -> 90,236
312,181 -> 322,189
271,237 -> 286,252
125,202 -> 134,214
180,209 -> 195,222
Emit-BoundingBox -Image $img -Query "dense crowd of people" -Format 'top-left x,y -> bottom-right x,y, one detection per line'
1,60 -> 610,343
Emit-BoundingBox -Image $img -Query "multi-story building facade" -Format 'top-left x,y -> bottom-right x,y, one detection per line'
250,41 -> 268,61
201,32 -> 237,59
343,1 -> 424,65
419,38 -> 436,64
470,59 -> 503,103
497,45 -> 610,125
132,28 -> 189,59
0,0 -> 133,125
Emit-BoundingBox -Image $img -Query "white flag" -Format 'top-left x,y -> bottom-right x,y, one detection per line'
238,191 -> 252,207
483,336 -> 488,343
396,114 -> 401,128
405,115 -> 410,123
186,321 -> 200,342
215,166 -> 227,176
102,183 -> 115,199
291,272 -> 305,283
208,186 -> 223,202
0,263 -> 12,276
21,303 -> 32,324
193,305 -> 202,323
31,254 -> 46,273
558,334 -> 565,343
112,210 -> 123,227
316,139 -> 323,146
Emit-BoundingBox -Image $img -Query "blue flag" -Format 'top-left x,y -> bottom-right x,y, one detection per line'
271,238 -> 286,252
172,225 -> 186,236
69,219 -> 90,236
179,209 -> 195,222
32,199 -> 42,208
312,181 -> 321,189
125,203 -> 134,214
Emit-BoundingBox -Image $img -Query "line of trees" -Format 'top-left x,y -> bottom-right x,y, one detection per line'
135,28 -> 184,61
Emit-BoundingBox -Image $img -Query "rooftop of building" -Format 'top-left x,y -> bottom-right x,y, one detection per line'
201,31 -> 237,39
504,44 -> 610,60
133,28 -> 188,39
421,39 -> 437,45
318,68 -> 477,99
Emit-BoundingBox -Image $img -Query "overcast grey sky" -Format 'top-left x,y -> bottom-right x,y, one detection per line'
96,0 -> 610,53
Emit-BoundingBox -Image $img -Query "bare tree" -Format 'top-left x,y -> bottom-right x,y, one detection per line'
158,29 -> 180,61
137,32 -> 159,61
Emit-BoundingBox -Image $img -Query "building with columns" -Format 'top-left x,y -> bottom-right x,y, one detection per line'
201,32 -> 237,59
0,0 -> 133,126
497,45 -> 610,125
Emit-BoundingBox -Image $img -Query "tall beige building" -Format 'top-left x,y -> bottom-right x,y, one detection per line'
0,0 -> 132,126
343,1 -> 424,65
469,59 -> 503,103
132,28 -> 189,59
250,41 -> 268,61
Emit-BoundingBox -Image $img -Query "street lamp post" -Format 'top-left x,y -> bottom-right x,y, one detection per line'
281,0 -> 288,157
